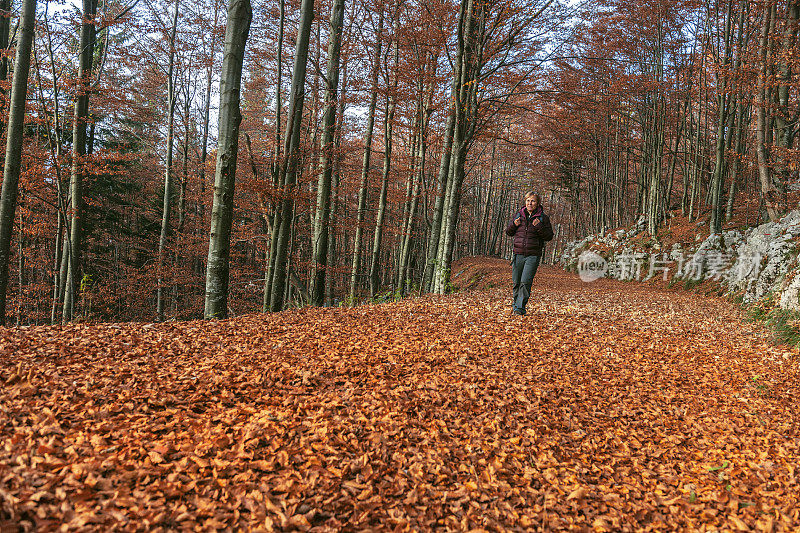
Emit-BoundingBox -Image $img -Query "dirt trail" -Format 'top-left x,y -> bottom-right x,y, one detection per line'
1,257 -> 798,531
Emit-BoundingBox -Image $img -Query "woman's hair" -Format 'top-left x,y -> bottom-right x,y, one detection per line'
524,191 -> 540,202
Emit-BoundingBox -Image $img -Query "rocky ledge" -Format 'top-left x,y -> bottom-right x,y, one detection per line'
559,211 -> 800,310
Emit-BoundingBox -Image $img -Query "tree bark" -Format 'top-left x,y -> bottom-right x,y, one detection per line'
369,91 -> 395,298
0,0 -> 36,325
62,0 -> 97,322
709,0 -> 734,235
755,0 -> 780,221
433,0 -> 480,294
263,0 -> 284,311
269,0 -> 315,312
311,0 -> 346,306
204,0 -> 252,319
349,7 -> 383,302
0,0 -> 11,128
326,61 -> 348,306
156,0 -> 180,321
398,85 -> 430,294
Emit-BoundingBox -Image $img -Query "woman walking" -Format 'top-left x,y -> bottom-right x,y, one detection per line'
505,192 -> 553,315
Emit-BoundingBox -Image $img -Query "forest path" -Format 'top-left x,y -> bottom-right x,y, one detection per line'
1,257 -> 798,530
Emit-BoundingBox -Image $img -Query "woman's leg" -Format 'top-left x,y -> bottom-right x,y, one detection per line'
511,254 -> 524,313
517,255 -> 541,314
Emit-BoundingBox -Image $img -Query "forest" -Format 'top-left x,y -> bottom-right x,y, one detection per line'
3,1 -> 800,529
0,0 -> 799,324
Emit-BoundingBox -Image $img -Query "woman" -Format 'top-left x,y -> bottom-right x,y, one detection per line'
505,192 -> 553,315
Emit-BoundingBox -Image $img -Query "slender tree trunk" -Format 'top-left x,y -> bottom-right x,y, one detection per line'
349,7 -> 383,302
0,0 -> 11,136
306,21 -> 323,236
62,0 -> 97,322
770,0 -> 800,210
433,0 -> 481,294
727,102 -> 748,220
156,0 -> 180,321
33,29 -> 69,323
755,0 -> 780,221
178,85 -> 191,233
369,92 -> 395,297
0,0 -> 36,326
270,0 -> 315,312
16,210 -> 23,325
263,0 -> 284,311
709,0 -> 734,235
326,62 -> 348,306
203,0 -> 252,318
682,113 -> 693,216
398,87 -> 429,294
311,0 -> 346,306
422,93 -> 457,293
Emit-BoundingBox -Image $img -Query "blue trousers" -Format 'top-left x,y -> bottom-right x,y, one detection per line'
512,254 -> 540,315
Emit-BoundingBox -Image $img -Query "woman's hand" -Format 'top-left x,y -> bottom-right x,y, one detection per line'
514,216 -> 522,226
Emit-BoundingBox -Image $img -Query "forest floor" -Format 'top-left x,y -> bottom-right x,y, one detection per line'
1,257 -> 799,531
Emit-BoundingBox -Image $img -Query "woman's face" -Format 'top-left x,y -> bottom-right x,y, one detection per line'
525,195 -> 539,212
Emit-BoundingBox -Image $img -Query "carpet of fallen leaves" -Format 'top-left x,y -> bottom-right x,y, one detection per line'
2,257 -> 799,532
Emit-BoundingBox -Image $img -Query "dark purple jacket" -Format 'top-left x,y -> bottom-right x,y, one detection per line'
505,205 -> 554,256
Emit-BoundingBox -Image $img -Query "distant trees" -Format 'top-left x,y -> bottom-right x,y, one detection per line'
6,0 -> 800,324
540,0 -> 800,245
0,0 -> 566,323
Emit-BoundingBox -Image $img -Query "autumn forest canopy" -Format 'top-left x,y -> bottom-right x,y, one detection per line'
0,0 -> 799,324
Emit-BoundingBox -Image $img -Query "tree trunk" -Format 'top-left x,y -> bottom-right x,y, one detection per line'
398,87 -> 430,294
422,86 -> 457,293
326,61 -> 348,306
62,0 -> 97,323
311,0 -> 346,306
263,0 -> 284,311
203,0 -> 252,319
709,0 -> 734,235
727,101 -> 748,220
772,0 -> 800,207
156,0 -> 180,321
369,92 -> 395,298
0,0 -> 36,326
269,0 -> 315,312
755,0 -> 780,221
0,0 -> 11,132
349,7 -> 383,302
433,0 -> 480,294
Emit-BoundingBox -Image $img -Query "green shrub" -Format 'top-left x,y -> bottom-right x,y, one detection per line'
683,278 -> 701,291
743,291 -> 800,347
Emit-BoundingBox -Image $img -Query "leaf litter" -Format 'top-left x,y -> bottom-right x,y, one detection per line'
1,257 -> 798,531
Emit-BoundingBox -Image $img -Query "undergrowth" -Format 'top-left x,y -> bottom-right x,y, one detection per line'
744,292 -> 800,347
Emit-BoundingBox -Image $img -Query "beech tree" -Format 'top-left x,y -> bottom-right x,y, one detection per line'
61,0 -> 98,322
311,0 -> 347,306
204,0 -> 253,319
349,5 -> 383,302
269,0 -> 315,312
0,0 -> 36,326
156,0 -> 180,322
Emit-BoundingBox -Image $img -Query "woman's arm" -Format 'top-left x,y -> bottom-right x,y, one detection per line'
533,215 -> 554,241
505,214 -> 521,236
